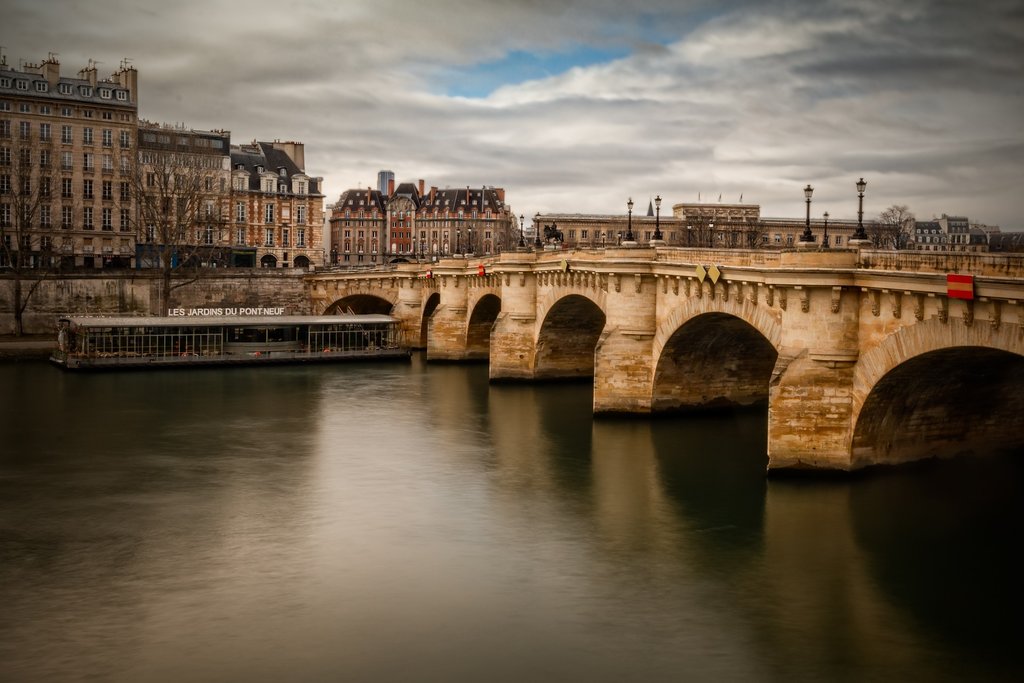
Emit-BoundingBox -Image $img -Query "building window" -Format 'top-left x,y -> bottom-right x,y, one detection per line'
61,107 -> 72,117
119,130 -> 131,148
282,227 -> 290,247
204,225 -> 214,245
59,83 -> 73,95
296,205 -> 306,225
84,153 -> 94,170
236,202 -> 246,222
264,227 -> 274,246
116,90 -> 128,101
39,123 -> 51,141
83,127 -> 93,145
0,175 -> 8,194
0,120 -> 9,138
102,129 -> 112,147
297,228 -> 306,247
102,180 -> 113,200
39,149 -> 50,168
102,207 -> 112,231
120,181 -> 129,200
19,121 -> 30,139
83,179 -> 94,199
83,207 -> 93,229
265,204 -> 274,223
0,147 -> 9,166
62,206 -> 73,229
61,151 -> 72,169
61,125 -> 72,144
40,205 -> 51,229
120,208 -> 130,231
61,178 -> 72,198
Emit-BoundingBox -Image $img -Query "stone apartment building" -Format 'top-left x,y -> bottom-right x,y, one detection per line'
229,141 -> 325,268
537,201 -> 869,249
0,54 -> 138,269
2,53 -> 325,271
328,178 -> 516,265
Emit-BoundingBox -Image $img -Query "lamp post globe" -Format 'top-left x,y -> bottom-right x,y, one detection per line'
653,195 -> 663,241
800,184 -> 814,243
854,178 -> 868,240
626,197 -> 635,242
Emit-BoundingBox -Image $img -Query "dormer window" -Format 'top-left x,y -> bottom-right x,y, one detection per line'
99,88 -> 111,99
279,168 -> 287,178
279,184 -> 287,193
80,86 -> 92,97
256,165 -> 263,174
35,81 -> 48,92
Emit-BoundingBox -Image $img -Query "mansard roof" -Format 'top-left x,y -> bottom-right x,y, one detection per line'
420,187 -> 505,213
336,188 -> 387,213
229,141 -> 321,195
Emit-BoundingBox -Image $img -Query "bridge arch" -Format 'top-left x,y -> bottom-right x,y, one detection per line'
652,310 -> 779,412
466,293 -> 501,359
419,291 -> 441,347
850,318 -> 1024,468
534,293 -> 607,380
323,293 -> 396,315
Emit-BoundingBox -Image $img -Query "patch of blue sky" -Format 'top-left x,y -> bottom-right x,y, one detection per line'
445,45 -> 631,98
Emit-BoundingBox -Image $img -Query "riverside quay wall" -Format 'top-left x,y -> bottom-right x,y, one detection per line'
0,270 -> 311,335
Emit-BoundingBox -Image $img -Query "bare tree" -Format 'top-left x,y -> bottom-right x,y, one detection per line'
873,205 -> 915,250
1,127 -> 61,335
127,145 -> 225,314
742,217 -> 767,249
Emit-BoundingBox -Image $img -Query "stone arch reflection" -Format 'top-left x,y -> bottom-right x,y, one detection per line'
420,292 -> 441,347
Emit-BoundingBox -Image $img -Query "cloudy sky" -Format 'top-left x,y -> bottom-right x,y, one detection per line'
6,0 -> 1023,229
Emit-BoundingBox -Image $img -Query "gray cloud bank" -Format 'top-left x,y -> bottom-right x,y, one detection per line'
5,0 -> 1023,227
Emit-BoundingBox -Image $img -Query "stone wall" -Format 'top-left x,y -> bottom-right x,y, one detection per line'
0,270 -> 310,334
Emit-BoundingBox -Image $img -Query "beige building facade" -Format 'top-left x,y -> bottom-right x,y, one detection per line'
1,54 -> 138,269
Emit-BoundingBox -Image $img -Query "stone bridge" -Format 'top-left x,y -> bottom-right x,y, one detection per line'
306,247 -> 1024,472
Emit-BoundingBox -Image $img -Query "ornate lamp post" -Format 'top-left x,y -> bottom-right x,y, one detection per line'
456,228 -> 461,255
800,184 -> 814,243
653,195 -> 663,241
626,197 -> 635,242
854,177 -> 868,241
519,213 -> 525,248
822,211 -> 830,248
534,213 -> 542,248
467,227 -> 473,255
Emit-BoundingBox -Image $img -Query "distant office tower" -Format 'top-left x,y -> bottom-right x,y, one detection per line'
377,170 -> 394,195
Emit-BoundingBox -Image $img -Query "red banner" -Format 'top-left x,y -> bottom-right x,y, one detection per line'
947,274 -> 974,300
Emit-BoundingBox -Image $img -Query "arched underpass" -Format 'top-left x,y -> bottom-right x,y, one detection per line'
325,294 -> 394,315
535,295 -> 606,380
652,312 -> 778,412
419,292 -> 441,347
466,294 -> 501,360
852,347 -> 1024,468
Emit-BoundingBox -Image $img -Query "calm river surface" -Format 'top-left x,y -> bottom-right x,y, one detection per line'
1,356 -> 1021,682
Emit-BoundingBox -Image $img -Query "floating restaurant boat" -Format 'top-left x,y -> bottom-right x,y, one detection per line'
50,314 -> 410,370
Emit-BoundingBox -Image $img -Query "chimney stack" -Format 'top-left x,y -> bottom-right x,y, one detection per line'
388,178 -> 395,195
418,179 -> 425,196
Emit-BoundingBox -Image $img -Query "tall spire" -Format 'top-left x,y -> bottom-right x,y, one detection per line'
647,199 -> 655,217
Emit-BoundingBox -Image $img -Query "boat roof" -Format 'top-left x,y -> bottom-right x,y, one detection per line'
59,314 -> 398,327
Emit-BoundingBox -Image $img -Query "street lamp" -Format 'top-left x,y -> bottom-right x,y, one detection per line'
854,177 -> 868,241
534,212 -> 542,248
653,195 -> 663,241
822,211 -> 830,248
456,228 -> 461,255
519,213 -> 525,248
626,197 -> 635,242
467,227 -> 473,255
800,184 -> 814,243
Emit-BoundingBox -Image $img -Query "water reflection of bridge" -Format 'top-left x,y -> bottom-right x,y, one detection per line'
308,247 -> 1024,472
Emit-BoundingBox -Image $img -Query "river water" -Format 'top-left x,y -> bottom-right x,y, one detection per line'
0,357 -> 1021,682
